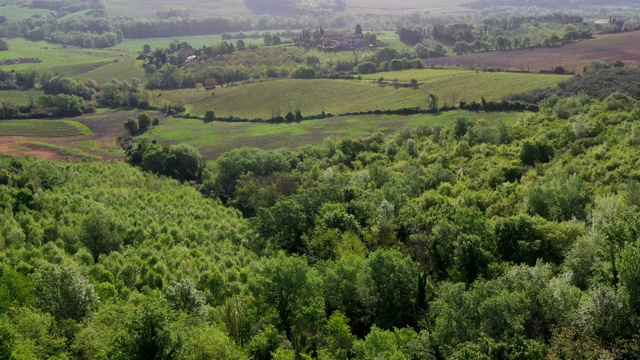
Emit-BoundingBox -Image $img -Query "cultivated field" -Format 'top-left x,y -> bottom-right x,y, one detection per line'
106,0 -> 467,18
107,0 -> 252,17
143,110 -> 520,159
0,120 -> 93,137
0,39 -> 138,79
0,89 -> 45,106
423,31 -> 640,71
112,35 -> 265,53
153,70 -> 565,118
77,59 -> 147,85
0,110 -> 147,160
347,0 -> 467,14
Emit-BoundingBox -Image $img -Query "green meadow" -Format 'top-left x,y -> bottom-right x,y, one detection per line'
112,36 -> 265,53
144,110 -> 520,159
0,5 -> 53,20
0,39 -> 137,78
153,70 -> 565,119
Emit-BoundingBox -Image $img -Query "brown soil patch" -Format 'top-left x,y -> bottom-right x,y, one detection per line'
0,136 -> 73,160
424,31 -> 640,71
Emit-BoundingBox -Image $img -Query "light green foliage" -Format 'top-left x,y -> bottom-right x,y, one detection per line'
164,278 -> 208,318
353,326 -> 416,360
32,263 -> 96,322
619,241 -> 640,314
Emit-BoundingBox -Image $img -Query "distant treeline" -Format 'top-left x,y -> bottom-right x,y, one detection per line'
244,0 -> 346,15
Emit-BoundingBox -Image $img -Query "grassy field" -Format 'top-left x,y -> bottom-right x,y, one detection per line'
0,39 -> 138,79
0,120 -> 93,137
107,0 -> 252,17
0,89 -> 45,106
144,110 -> 521,159
423,31 -> 640,71
0,5 -> 53,20
76,58 -> 147,84
347,0 -> 466,13
153,70 -> 565,118
106,0 -> 466,18
112,35 -> 265,53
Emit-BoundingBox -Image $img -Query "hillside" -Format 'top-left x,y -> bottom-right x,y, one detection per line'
423,31 -> 640,71
2,93 -> 640,358
154,71 -> 566,118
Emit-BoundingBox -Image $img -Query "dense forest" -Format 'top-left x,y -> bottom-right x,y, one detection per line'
2,85 -> 640,357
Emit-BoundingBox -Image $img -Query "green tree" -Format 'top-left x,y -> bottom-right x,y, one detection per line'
165,278 -> 208,318
138,113 -> 152,133
249,254 -> 324,341
359,249 -> 418,329
143,43 -> 151,54
204,109 -> 215,122
81,204 -> 122,262
109,298 -> 184,360
428,92 -> 439,111
124,117 -> 139,135
619,241 -> 640,314
0,317 -> 15,359
32,263 -> 96,322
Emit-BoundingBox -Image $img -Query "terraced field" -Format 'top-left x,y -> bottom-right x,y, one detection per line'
0,120 -> 93,137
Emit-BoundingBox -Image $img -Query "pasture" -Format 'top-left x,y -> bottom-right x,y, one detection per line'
107,0 -> 252,17
0,39 -> 138,79
0,89 -> 44,106
423,31 -> 640,71
144,110 -> 521,159
112,35 -> 265,53
152,70 -> 565,118
106,0 -> 467,18
347,0 -> 467,13
0,5 -> 53,20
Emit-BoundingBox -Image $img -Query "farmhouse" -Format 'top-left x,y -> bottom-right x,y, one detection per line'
322,33 -> 365,51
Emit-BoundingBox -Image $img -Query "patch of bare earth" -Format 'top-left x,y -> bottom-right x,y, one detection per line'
0,137 -> 74,160
424,31 -> 640,71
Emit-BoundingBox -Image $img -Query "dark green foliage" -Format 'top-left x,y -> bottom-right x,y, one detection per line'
519,140 -> 554,166
81,205 -> 123,262
37,94 -> 85,117
127,139 -> 205,182
359,249 -> 419,329
0,39 -> 7,51
204,109 -> 216,122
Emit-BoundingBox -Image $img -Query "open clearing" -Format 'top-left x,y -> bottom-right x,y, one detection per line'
153,71 -> 565,118
0,39 -> 138,80
144,110 -> 521,159
423,31 -> 640,71
112,36 -> 265,53
0,5 -> 53,20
